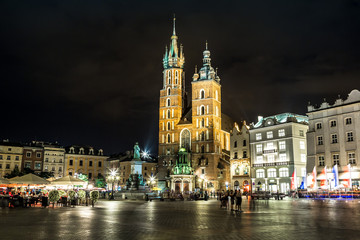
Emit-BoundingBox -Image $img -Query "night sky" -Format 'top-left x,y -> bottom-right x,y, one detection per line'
1,1 -> 359,155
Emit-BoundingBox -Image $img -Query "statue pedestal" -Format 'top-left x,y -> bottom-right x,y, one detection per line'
131,158 -> 143,175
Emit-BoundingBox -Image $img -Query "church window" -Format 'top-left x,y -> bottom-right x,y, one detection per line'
206,130 -> 209,140
201,145 -> 205,153
167,87 -> 171,95
206,144 -> 209,152
196,132 -> 199,140
206,118 -> 209,126
167,134 -> 171,143
201,118 -> 205,127
166,98 -> 171,107
175,71 -> 178,84
200,89 -> 205,99
180,129 -> 191,151
200,106 -> 205,115
215,90 -> 218,101
167,110 -> 170,119
168,71 -> 171,84
201,132 -> 205,141
167,122 -> 171,131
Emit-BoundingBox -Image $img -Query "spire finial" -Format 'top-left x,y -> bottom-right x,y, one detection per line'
173,14 -> 176,36
206,40 -> 208,50
195,65 -> 197,73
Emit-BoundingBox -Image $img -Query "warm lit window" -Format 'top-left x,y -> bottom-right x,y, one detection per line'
279,168 -> 289,177
256,156 -> 263,163
267,168 -> 276,178
256,169 -> 265,178
267,131 -> 273,139
256,144 -> 262,153
279,141 -> 286,150
256,133 -> 262,140
268,155 -> 275,162
278,129 -> 285,137
279,154 -> 287,162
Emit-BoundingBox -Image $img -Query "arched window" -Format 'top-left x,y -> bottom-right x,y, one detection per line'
167,134 -> 171,143
256,169 -> 265,178
215,90 -> 218,100
167,122 -> 171,131
167,88 -> 171,96
267,168 -> 277,178
166,98 -> 171,107
168,70 -> 171,85
201,145 -> 205,153
201,132 -> 205,141
200,89 -> 205,99
167,110 -> 171,119
201,118 -> 205,127
200,106 -> 205,115
175,71 -> 178,84
180,128 -> 191,151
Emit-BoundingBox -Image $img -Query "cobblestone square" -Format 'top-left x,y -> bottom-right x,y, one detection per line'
1,198 -> 360,240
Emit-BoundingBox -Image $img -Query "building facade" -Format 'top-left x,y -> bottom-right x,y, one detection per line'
158,19 -> 232,191
43,143 -> 65,179
64,145 -> 107,180
0,141 -> 23,177
22,142 -> 44,174
307,89 -> 360,189
230,121 -> 251,192
250,113 -> 308,193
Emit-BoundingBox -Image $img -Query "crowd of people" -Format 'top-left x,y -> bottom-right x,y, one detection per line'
218,190 -> 244,211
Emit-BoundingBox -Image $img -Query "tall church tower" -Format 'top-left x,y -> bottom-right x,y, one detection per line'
191,42 -> 223,189
158,17 -> 185,183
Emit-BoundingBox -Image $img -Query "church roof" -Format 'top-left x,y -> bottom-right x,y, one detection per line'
177,107 -> 192,125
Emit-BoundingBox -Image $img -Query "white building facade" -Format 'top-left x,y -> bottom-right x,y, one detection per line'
250,113 -> 308,194
307,89 -> 360,189
43,144 -> 65,179
230,121 -> 251,192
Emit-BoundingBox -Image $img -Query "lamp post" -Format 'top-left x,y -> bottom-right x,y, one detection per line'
107,168 -> 119,200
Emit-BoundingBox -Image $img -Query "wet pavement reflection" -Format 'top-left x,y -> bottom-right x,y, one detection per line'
1,198 -> 360,240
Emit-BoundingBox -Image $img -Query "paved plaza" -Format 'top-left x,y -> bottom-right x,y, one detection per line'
1,198 -> 360,240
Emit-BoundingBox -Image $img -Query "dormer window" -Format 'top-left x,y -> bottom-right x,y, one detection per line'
98,149 -> 103,156
89,149 -> 94,155
70,147 -> 75,154
79,148 -> 84,155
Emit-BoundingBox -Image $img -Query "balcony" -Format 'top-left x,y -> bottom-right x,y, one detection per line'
263,149 -> 277,154
253,161 -> 289,167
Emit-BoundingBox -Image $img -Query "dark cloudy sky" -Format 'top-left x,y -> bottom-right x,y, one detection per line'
0,0 -> 359,154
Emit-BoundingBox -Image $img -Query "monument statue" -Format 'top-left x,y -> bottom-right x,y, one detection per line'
134,142 -> 141,159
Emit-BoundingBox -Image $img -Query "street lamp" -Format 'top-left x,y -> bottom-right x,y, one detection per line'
107,168 -> 119,200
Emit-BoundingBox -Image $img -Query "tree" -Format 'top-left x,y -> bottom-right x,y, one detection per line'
90,190 -> 99,207
4,165 -> 23,178
95,173 -> 106,188
48,190 -> 60,208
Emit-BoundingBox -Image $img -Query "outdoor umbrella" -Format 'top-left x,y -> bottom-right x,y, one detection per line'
9,173 -> 50,185
51,175 -> 86,186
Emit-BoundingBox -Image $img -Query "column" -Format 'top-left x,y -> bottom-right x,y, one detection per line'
264,178 -> 268,191
276,178 -> 280,192
181,179 -> 184,192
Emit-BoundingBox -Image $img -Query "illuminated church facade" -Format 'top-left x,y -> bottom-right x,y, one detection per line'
158,18 -> 233,192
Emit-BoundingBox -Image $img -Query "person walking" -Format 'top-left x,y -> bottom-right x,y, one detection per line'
230,190 -> 235,211
236,189 -> 242,212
